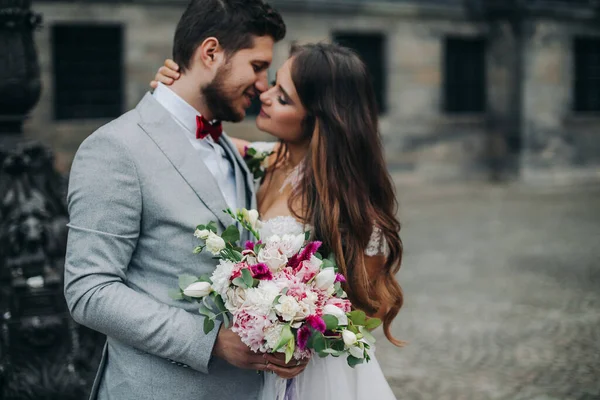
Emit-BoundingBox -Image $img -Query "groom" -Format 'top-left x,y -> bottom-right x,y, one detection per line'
64,1 -> 305,399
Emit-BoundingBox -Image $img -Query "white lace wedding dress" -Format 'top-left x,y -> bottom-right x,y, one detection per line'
258,216 -> 397,400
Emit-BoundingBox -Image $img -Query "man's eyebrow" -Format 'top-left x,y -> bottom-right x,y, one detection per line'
254,61 -> 270,70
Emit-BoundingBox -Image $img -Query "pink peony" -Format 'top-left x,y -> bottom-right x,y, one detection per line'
295,257 -> 321,283
250,263 -> 273,280
306,315 -> 326,333
297,325 -> 312,350
326,297 -> 352,313
232,309 -> 269,352
230,262 -> 248,280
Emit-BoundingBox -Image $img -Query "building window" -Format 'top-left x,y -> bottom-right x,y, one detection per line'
574,37 -> 600,112
333,32 -> 387,114
443,37 -> 486,114
52,24 -> 124,120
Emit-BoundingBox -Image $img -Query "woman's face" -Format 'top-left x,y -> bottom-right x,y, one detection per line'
256,58 -> 307,144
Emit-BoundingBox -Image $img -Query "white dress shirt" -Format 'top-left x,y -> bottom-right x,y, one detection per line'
153,83 -> 238,210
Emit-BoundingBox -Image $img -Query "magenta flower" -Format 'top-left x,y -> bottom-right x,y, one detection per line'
250,263 -> 273,280
244,241 -> 255,251
289,241 -> 322,270
297,325 -> 312,350
306,315 -> 326,333
335,273 -> 346,283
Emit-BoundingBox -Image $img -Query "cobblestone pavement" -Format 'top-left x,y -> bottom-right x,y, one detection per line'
374,183 -> 600,400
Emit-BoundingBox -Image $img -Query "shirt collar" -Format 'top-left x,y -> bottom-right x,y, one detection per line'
152,82 -> 203,135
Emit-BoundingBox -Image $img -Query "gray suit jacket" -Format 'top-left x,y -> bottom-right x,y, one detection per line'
64,93 -> 260,399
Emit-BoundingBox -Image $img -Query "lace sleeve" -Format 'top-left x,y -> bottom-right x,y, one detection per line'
365,226 -> 390,257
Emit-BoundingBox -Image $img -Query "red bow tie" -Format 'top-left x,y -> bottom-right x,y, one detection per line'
196,115 -> 223,142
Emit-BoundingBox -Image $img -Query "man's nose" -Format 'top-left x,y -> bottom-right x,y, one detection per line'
255,71 -> 269,93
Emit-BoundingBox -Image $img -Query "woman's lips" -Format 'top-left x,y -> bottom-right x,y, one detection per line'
259,108 -> 270,118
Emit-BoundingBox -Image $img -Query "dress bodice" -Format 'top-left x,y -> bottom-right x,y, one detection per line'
259,216 -> 389,257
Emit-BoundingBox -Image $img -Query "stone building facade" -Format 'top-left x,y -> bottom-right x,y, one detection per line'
25,0 -> 600,183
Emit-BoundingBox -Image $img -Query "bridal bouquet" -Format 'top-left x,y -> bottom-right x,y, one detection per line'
170,208 -> 381,367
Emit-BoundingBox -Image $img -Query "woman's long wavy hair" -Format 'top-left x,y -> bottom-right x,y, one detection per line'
274,43 -> 404,346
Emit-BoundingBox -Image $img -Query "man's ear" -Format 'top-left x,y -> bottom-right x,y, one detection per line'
195,37 -> 224,69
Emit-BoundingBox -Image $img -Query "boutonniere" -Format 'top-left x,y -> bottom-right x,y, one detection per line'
243,142 -> 275,180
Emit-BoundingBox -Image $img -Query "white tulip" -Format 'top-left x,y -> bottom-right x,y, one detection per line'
342,330 -> 358,347
315,268 -> 336,290
194,229 -> 210,240
247,209 -> 260,230
183,281 -> 212,298
205,232 -> 226,255
322,304 -> 348,326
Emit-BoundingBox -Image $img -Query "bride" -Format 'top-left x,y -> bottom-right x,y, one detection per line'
152,42 -> 404,400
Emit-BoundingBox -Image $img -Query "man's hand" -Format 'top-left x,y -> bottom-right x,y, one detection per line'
263,352 -> 310,380
212,328 -> 269,371
212,328 -> 311,378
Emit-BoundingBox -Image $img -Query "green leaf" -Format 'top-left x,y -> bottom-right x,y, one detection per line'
322,315 -> 339,330
304,231 -> 311,241
320,348 -> 342,357
314,252 -> 323,260
168,288 -> 183,301
246,147 -> 257,156
348,310 -> 367,326
312,333 -> 327,353
212,293 -> 226,313
231,250 -> 243,262
232,277 -> 248,288
196,224 -> 206,230
365,317 -> 382,330
241,268 -> 254,287
274,325 -> 294,352
206,221 -> 218,233
347,355 -> 365,368
198,275 -> 212,283
284,339 -> 295,364
222,312 -> 231,329
198,304 -> 216,318
359,326 -> 377,345
321,259 -> 334,269
178,275 -> 198,291
221,225 -> 240,244
331,339 -> 345,351
203,318 -> 215,334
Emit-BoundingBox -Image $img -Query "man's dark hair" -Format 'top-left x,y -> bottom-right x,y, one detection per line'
173,0 -> 286,72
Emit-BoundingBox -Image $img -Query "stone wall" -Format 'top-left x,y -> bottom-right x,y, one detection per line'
24,2 -> 600,184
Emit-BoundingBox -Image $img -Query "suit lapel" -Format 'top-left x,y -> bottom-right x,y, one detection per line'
219,134 -> 255,211
136,93 -> 231,228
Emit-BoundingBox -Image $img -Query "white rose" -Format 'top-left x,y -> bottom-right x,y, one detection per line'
274,295 -> 301,322
194,229 -> 210,240
206,232 -> 226,255
257,245 -> 288,272
342,330 -> 358,346
348,343 -> 365,359
183,281 -> 212,298
315,268 -> 336,290
241,208 -> 261,231
224,286 -> 247,311
278,234 -> 306,258
323,304 -> 348,325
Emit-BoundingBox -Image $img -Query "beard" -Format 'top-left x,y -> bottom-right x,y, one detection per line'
202,64 -> 247,123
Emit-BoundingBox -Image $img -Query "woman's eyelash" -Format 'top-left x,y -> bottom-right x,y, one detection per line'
270,80 -> 276,87
277,97 -> 288,105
